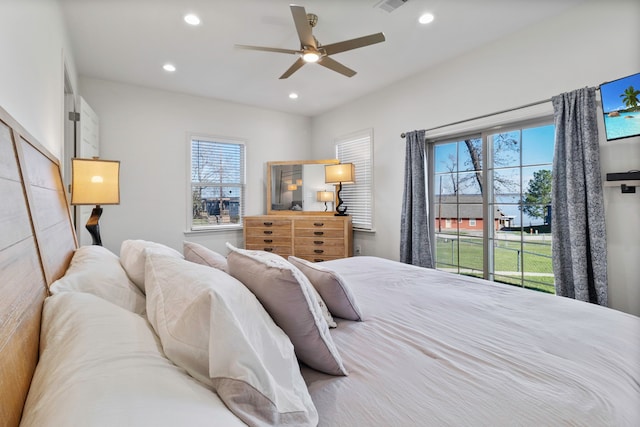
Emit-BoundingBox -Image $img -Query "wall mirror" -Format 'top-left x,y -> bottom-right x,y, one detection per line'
267,159 -> 339,215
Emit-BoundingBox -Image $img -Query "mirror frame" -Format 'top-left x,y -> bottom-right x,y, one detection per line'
267,159 -> 339,215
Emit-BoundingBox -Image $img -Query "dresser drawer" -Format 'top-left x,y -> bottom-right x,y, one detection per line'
294,228 -> 344,238
295,245 -> 346,257
245,243 -> 291,257
246,235 -> 291,246
295,254 -> 343,263
294,237 -> 345,247
294,219 -> 344,230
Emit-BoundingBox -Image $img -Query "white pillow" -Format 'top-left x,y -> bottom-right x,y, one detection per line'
119,239 -> 183,293
50,245 -> 145,314
183,241 -> 228,272
226,243 -> 347,376
21,292 -> 246,427
289,256 -> 363,321
145,253 -> 318,427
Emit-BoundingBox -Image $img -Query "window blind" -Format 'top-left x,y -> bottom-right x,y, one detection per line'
336,130 -> 373,230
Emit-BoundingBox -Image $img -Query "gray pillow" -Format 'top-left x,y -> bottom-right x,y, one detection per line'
226,243 -> 347,376
183,241 -> 228,272
289,256 -> 363,321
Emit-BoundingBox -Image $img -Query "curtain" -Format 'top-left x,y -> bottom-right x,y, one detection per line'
400,130 -> 433,268
551,87 -> 607,305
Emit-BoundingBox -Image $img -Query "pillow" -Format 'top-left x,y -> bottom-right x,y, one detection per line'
120,239 -> 183,293
289,256 -> 364,321
226,243 -> 347,376
145,253 -> 318,427
50,245 -> 146,315
21,292 -> 246,427
183,241 -> 228,272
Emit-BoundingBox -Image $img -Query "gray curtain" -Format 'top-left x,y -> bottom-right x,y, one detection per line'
551,87 -> 607,305
400,130 -> 433,268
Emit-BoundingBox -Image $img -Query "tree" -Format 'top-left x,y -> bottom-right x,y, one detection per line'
620,85 -> 640,111
521,169 -> 552,221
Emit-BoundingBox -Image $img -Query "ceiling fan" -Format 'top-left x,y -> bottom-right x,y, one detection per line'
235,4 -> 386,79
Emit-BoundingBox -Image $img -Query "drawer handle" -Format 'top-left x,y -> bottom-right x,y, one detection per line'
314,259 -> 325,262
264,248 -> 274,252
263,230 -> 273,235
314,231 -> 324,236
263,239 -> 273,243
313,241 -> 324,245
314,249 -> 324,254
263,222 -> 273,226
313,222 -> 324,227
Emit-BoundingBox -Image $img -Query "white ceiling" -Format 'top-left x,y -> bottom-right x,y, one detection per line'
60,0 -> 584,117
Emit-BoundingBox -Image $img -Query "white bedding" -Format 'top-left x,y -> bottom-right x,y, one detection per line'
304,256 -> 640,426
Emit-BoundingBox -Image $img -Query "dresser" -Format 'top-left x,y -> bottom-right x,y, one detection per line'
244,215 -> 353,262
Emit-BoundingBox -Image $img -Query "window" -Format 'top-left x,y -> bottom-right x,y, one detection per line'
189,135 -> 245,230
335,129 -> 373,230
432,120 -> 554,293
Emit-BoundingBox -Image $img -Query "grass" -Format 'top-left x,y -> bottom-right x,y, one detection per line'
435,232 -> 555,294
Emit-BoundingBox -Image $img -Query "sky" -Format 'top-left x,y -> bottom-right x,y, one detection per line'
433,123 -> 555,226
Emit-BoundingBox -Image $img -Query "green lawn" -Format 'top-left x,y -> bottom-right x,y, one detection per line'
435,233 -> 555,294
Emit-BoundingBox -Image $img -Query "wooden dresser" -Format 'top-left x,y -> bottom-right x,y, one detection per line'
244,215 -> 353,262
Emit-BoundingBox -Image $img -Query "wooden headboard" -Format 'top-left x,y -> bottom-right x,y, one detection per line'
0,105 -> 77,427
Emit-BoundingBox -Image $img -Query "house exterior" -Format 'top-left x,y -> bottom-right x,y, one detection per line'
435,195 -> 512,232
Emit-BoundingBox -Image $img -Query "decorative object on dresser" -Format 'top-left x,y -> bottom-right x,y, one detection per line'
316,190 -> 334,212
71,158 -> 120,245
244,215 -> 353,262
324,163 -> 355,216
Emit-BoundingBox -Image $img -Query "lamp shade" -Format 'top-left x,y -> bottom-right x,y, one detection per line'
287,184 -> 298,191
325,163 -> 355,184
71,158 -> 120,205
317,190 -> 334,202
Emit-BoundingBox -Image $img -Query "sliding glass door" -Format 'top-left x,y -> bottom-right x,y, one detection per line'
431,121 -> 555,293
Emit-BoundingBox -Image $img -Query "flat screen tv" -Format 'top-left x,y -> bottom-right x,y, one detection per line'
600,72 -> 640,141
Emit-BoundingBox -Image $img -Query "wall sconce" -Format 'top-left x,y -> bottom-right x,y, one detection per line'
296,179 -> 303,186
325,163 -> 355,216
316,190 -> 334,212
71,158 -> 120,246
287,184 -> 298,191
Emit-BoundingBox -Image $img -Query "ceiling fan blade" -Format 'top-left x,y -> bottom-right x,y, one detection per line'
290,5 -> 316,48
318,56 -> 356,78
235,44 -> 300,55
323,32 -> 386,56
279,57 -> 306,79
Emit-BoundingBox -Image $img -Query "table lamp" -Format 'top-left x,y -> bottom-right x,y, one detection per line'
316,190 -> 334,212
71,158 -> 120,246
324,163 -> 355,216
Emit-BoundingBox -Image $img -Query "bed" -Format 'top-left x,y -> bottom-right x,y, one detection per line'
1,104 -> 639,427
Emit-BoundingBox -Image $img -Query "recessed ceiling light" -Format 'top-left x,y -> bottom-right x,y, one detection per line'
289,93 -> 299,99
163,63 -> 176,72
419,13 -> 435,25
184,14 -> 201,26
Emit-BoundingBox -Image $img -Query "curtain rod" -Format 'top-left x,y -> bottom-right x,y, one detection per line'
400,84 -> 604,139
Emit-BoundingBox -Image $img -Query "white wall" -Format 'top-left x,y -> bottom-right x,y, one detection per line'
79,78 -> 311,255
310,1 -> 640,315
0,0 -> 77,161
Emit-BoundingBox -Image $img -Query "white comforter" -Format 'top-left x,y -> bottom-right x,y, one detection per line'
303,256 -> 640,426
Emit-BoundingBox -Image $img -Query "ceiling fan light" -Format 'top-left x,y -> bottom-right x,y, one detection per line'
302,51 -> 320,63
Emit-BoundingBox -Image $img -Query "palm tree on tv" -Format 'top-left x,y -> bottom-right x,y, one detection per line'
620,85 -> 640,111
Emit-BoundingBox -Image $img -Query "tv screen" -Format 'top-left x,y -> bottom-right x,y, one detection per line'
600,72 -> 640,141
